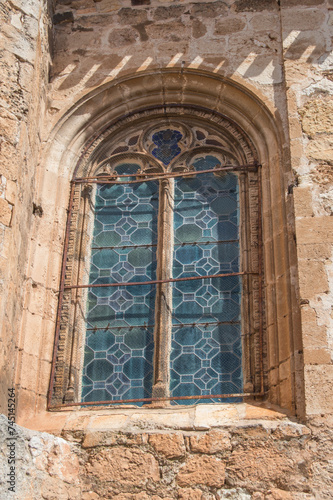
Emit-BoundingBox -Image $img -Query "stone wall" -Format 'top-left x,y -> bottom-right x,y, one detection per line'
281,0 -> 333,416
1,411 -> 333,499
0,0 -> 52,411
0,0 -> 333,497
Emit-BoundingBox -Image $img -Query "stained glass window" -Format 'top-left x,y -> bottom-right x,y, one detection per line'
42,114 -> 263,411
79,127 -> 247,405
82,164 -> 158,404
171,158 -> 242,404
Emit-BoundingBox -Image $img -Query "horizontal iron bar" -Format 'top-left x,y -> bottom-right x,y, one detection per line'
91,239 -> 239,251
63,271 -> 253,291
49,391 -> 264,409
73,163 -> 259,185
86,319 -> 241,331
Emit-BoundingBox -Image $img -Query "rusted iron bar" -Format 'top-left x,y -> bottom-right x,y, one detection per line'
86,319 -> 241,332
63,271 -> 253,291
48,390 -> 265,409
91,239 -> 240,251
72,163 -> 259,185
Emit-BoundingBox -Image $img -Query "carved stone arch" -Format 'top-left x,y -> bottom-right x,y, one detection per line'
37,70 -> 302,416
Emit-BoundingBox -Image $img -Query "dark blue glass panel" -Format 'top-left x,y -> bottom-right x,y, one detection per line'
82,164 -> 158,405
151,129 -> 182,165
171,157 -> 242,404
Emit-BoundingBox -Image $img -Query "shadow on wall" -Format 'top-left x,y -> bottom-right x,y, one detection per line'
50,1 -> 331,92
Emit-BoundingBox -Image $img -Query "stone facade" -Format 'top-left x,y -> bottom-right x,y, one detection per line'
0,0 -> 333,498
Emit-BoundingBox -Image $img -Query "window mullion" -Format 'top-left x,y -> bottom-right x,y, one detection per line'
152,178 -> 174,402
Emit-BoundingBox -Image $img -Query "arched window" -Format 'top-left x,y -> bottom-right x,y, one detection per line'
49,112 -> 262,408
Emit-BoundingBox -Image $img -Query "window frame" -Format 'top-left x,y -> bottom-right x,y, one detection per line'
48,111 -> 264,410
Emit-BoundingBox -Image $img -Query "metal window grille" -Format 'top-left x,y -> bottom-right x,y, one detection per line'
48,125 -> 264,410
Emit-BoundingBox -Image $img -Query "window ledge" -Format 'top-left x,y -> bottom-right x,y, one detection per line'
19,402 -> 297,437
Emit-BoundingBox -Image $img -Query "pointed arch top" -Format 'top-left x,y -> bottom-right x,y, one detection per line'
45,70 -> 285,181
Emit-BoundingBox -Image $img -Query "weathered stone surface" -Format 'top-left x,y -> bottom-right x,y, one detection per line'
281,8 -> 326,30
226,443 -> 297,490
234,0 -> 278,12
191,1 -> 228,18
190,430 -> 232,454
108,28 -> 139,46
214,17 -> 246,35
300,97 -> 333,137
149,432 -> 185,458
0,197 -> 12,226
296,217 -> 333,250
178,488 -> 204,500
177,455 -> 225,487
86,446 -> 160,485
298,259 -> 328,297
118,8 -> 148,25
153,5 -> 185,20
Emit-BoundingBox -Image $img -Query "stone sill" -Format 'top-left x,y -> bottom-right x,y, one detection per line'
19,402 -> 296,437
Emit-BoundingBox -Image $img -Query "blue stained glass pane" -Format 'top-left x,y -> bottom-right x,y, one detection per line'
151,129 -> 182,165
171,163 -> 243,404
82,164 -> 158,405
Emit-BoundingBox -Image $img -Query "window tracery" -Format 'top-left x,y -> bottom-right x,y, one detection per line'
48,109 -> 263,409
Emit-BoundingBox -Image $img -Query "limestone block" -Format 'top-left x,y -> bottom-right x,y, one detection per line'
85,446 -> 160,485
97,0 -> 121,14
118,8 -> 148,25
280,0 -> 324,5
218,489 -> 253,499
108,27 -> 139,47
304,365 -> 333,415
112,494 -> 172,500
293,186 -> 313,218
281,8 -> 326,31
194,404 -> 239,429
153,5 -> 186,21
300,97 -> 333,138
145,22 -> 187,42
192,19 -> 207,39
226,442 -> 294,490
190,1 -> 228,18
283,31 -> 326,62
129,409 -> 193,430
178,488 -> 204,500
301,305 -> 327,348
41,476 -> 70,500
296,216 -> 333,244
298,259 -> 328,297
5,179 -> 17,205
307,136 -> 333,162
22,311 -> 43,356
0,109 -> 19,144
214,17 -> 246,35
82,431 -> 116,448
189,430 -> 232,454
177,455 -> 225,487
303,348 -> 331,365
10,0 -> 41,19
87,414 -> 129,431
234,0 -> 278,12
19,352 -> 38,392
0,24 -> 36,65
249,13 -> 280,31
148,432 -> 185,458
0,198 -> 12,226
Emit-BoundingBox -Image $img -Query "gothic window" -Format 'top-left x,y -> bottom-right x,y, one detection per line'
49,115 -> 262,408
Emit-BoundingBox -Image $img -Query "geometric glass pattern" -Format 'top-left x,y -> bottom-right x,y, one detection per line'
151,129 -> 183,166
82,163 -> 158,404
170,156 -> 242,404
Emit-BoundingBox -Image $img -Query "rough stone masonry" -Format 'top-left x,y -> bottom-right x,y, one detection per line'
0,0 -> 332,498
